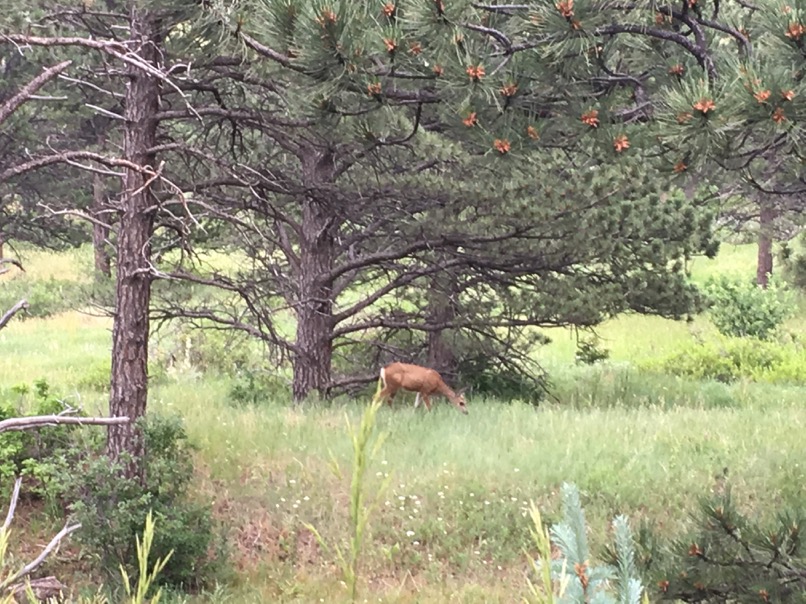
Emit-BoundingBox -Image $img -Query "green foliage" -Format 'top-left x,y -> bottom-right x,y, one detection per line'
704,276 -> 794,340
526,483 -> 647,604
0,276 -> 85,319
153,321 -> 264,378
63,414 -> 224,592
575,336 -> 611,366
644,337 -> 806,385
0,379 -> 79,499
456,356 -> 546,406
228,368 -> 289,406
652,483 -> 806,602
120,511 -> 174,604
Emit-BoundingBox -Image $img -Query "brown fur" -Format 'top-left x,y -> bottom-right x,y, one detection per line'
379,362 -> 468,414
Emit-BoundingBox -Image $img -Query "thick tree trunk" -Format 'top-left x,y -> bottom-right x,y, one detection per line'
427,273 -> 459,380
106,8 -> 161,478
292,195 -> 336,402
756,200 -> 775,289
291,148 -> 339,402
92,171 -> 111,279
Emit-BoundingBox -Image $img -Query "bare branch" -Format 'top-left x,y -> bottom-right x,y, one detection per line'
0,60 -> 72,126
0,300 -> 28,331
1,478 -> 22,532
0,151 -> 156,183
0,258 -> 25,276
0,523 -> 81,590
0,415 -> 130,434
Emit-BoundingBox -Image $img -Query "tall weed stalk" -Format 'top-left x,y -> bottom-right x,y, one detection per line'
305,380 -> 391,602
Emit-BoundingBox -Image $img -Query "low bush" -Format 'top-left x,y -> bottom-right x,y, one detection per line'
61,414 -> 225,592
228,368 -> 289,406
0,276 -> 85,319
703,275 -> 794,340
642,337 -> 806,385
152,321 -> 265,378
0,379 -> 81,502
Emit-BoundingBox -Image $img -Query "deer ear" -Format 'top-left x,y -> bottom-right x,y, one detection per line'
456,388 -> 466,396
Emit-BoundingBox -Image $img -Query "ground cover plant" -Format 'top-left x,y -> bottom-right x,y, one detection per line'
1,243 -> 806,602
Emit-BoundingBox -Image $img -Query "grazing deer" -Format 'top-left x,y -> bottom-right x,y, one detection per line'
378,362 -> 468,414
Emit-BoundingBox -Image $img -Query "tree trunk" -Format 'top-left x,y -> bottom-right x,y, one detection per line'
291,149 -> 339,402
757,199 -> 775,289
92,131 -> 112,279
292,195 -> 336,402
106,8 -> 161,479
0,233 -> 4,259
427,272 -> 459,380
92,171 -> 112,279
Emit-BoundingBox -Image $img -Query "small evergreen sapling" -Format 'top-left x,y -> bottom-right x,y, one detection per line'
527,482 -> 648,604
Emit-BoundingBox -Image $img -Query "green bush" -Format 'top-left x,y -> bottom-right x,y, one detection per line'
0,276 -> 85,319
643,337 -> 806,385
228,368 -> 289,406
152,321 -> 264,377
456,356 -> 546,405
0,379 -> 81,501
704,275 -> 794,340
63,414 -> 225,592
575,336 -> 611,365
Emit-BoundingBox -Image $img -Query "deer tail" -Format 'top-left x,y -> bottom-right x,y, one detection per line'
379,367 -> 387,389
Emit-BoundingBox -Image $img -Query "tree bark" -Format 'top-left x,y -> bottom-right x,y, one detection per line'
292,196 -> 336,402
106,7 -> 161,479
292,150 -> 337,402
756,198 -> 775,289
427,271 -> 459,380
92,134 -> 112,279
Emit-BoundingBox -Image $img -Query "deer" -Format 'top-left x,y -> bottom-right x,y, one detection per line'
378,362 -> 468,414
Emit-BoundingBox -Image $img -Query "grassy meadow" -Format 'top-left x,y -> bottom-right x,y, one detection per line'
2,242 -> 806,602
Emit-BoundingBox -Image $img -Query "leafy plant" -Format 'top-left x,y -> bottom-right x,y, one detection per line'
63,414 -> 224,591
228,369 -> 289,406
643,337 -> 806,384
0,379 -> 81,500
704,276 -> 794,340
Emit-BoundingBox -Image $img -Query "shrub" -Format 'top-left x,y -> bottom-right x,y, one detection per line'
63,414 -> 224,592
152,321 -> 264,377
0,379 -> 81,501
704,275 -> 793,340
575,335 -> 611,365
228,368 -> 289,406
456,356 -> 546,405
643,337 -> 806,385
0,276 -> 85,319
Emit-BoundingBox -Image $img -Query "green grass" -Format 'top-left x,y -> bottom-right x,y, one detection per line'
3,243 -> 806,602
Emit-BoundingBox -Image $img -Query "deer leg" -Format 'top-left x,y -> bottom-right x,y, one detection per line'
422,393 -> 432,411
414,392 -> 421,409
379,386 -> 397,407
